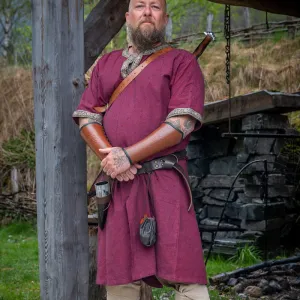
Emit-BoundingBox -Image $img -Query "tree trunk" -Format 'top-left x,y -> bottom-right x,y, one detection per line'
2,12 -> 12,59
84,0 -> 130,72
32,0 -> 89,298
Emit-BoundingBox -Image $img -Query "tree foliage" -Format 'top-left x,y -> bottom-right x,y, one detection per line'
0,0 -> 290,65
0,0 -> 31,64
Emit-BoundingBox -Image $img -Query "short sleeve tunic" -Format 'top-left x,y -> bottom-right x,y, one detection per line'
74,48 -> 207,286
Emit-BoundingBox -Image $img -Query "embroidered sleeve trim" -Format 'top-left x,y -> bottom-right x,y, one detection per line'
166,108 -> 202,124
72,110 -> 103,124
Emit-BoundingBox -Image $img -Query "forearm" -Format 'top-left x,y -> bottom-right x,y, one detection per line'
79,117 -> 111,160
125,115 -> 196,164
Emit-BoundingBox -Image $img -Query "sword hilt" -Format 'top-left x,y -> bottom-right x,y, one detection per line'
193,32 -> 216,60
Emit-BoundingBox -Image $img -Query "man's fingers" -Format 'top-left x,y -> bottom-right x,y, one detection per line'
134,163 -> 142,169
99,148 -> 112,153
129,166 -> 137,175
125,170 -> 134,180
101,158 -> 107,168
120,173 -> 127,181
116,175 -> 123,181
112,171 -> 127,180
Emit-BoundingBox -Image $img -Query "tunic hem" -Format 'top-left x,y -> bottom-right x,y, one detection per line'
96,272 -> 207,287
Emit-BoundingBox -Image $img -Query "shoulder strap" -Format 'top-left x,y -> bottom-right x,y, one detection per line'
94,47 -> 173,113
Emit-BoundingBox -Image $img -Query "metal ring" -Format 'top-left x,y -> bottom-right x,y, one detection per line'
170,154 -> 179,163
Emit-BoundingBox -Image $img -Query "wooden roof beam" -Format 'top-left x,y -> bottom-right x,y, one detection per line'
208,0 -> 300,18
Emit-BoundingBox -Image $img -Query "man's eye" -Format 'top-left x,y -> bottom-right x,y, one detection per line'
152,5 -> 160,10
136,5 -> 144,9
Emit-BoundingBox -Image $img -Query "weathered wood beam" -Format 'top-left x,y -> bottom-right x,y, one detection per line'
84,0 -> 130,72
203,91 -> 300,125
32,0 -> 89,298
208,0 -> 300,18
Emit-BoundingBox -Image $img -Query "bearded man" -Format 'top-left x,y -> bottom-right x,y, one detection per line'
73,0 -> 209,299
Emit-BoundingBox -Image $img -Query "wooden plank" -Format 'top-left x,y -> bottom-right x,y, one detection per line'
84,0 -> 130,72
32,0 -> 89,299
208,0 -> 300,18
89,230 -> 106,299
203,91 -> 300,125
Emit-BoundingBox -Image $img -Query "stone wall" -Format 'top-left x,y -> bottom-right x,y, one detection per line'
188,93 -> 300,255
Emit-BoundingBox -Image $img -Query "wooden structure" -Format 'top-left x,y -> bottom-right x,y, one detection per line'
209,0 -> 300,18
32,1 -> 89,299
31,0 -> 300,299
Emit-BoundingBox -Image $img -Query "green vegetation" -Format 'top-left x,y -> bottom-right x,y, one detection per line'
0,222 -> 39,300
1,130 -> 35,169
1,0 -> 289,65
229,245 -> 262,265
0,221 -> 267,300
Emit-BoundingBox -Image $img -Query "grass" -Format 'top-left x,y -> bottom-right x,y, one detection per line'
0,221 -> 39,300
0,221 -> 263,300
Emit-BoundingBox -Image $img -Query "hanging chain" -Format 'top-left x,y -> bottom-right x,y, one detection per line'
224,4 -> 231,132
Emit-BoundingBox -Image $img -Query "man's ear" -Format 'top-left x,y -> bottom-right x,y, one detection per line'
164,13 -> 169,26
125,11 -> 129,22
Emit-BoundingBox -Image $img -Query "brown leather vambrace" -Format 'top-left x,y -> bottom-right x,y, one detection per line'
80,123 -> 111,160
124,123 -> 182,164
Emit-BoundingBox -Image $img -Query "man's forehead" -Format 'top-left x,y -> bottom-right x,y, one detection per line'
129,0 -> 167,9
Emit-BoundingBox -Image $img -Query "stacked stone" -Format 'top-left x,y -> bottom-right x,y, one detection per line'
187,113 -> 298,255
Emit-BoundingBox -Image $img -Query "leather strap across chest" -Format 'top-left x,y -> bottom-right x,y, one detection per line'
94,47 -> 173,114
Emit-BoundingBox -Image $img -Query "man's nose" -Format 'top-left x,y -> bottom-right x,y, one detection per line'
143,5 -> 152,16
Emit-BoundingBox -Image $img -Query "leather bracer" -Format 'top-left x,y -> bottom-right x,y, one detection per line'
80,123 -> 111,160
125,123 -> 182,164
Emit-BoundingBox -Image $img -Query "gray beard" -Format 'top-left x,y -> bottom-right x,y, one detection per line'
127,24 -> 166,53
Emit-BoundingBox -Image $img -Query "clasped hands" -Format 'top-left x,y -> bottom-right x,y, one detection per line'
99,147 -> 141,182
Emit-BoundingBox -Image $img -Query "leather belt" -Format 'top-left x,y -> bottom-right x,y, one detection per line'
137,150 -> 193,211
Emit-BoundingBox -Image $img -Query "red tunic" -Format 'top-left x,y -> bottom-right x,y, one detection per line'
75,48 -> 207,287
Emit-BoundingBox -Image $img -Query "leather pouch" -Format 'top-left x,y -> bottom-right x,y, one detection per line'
139,214 -> 156,247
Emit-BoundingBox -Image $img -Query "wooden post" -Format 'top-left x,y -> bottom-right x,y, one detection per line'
32,0 -> 89,299
89,227 -> 106,299
166,15 -> 173,42
243,7 -> 251,28
206,13 -> 214,32
287,16 -> 296,39
11,167 -> 19,202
